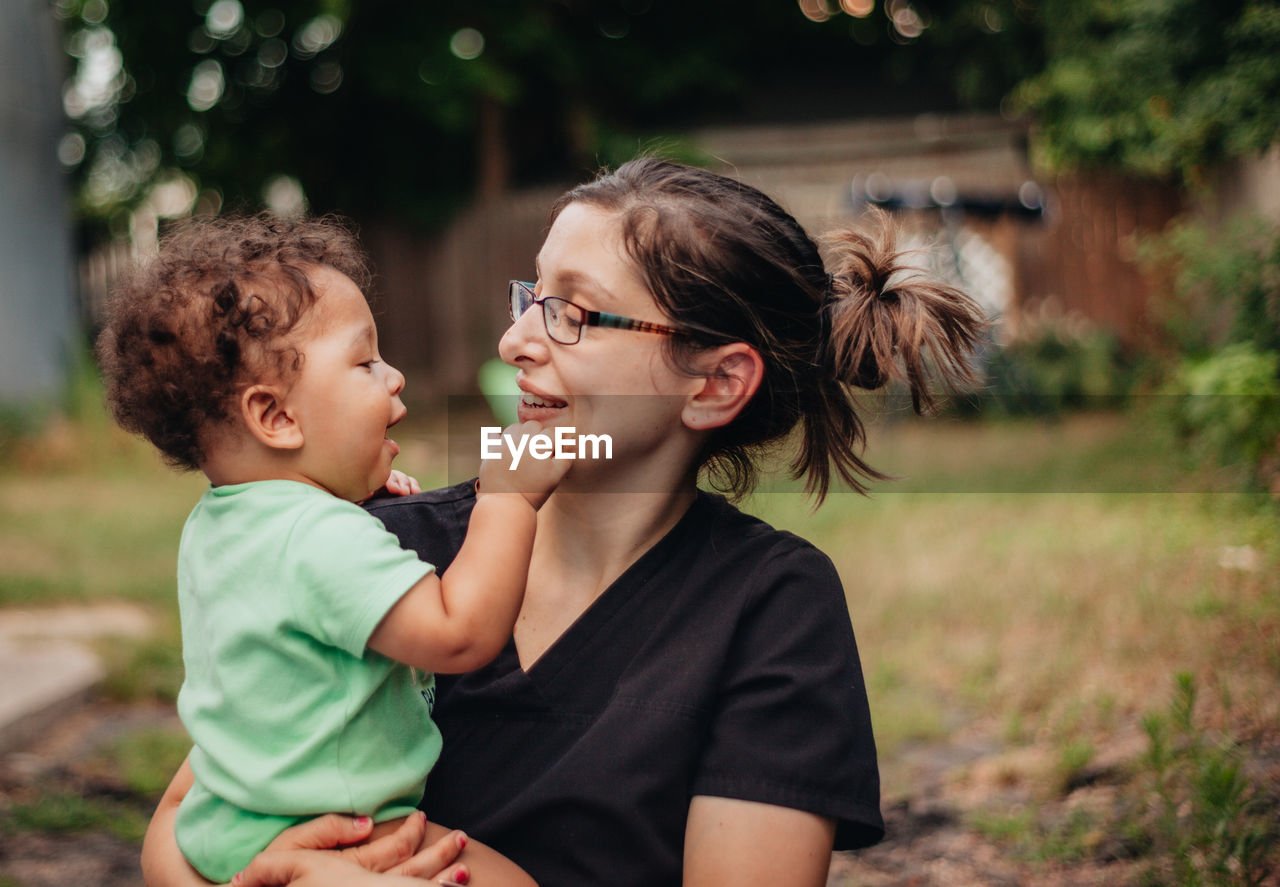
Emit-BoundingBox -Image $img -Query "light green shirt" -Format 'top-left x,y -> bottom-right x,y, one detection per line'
174,480 -> 440,882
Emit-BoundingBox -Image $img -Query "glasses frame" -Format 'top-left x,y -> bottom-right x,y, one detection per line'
508,280 -> 683,345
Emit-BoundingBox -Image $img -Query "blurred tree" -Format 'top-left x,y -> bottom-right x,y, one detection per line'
56,0 -> 1044,234
1012,0 -> 1280,183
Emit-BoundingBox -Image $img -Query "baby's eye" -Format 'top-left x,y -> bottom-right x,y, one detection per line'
359,359 -> 379,369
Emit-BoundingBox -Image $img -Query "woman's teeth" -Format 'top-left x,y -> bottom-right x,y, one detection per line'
522,393 -> 567,408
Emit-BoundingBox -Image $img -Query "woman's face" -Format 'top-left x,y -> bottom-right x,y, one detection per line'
498,202 -> 705,483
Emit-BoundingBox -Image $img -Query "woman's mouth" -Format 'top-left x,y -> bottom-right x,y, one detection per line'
518,392 -> 568,421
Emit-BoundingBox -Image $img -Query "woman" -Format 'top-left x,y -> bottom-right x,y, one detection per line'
143,157 -> 985,887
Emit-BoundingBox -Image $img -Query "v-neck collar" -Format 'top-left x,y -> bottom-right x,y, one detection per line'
488,492 -> 711,694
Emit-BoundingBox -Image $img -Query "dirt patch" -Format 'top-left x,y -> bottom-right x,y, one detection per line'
0,702 -> 180,887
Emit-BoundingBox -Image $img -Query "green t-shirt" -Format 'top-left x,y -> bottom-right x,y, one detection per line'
173,480 -> 440,882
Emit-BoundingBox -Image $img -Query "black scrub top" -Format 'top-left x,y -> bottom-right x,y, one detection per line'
366,482 -> 882,887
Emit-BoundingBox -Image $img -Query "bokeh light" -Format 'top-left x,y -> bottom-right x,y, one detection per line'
263,174 -> 306,217
797,0 -> 832,24
293,14 -> 342,59
204,0 -> 243,38
840,0 -> 874,17
449,27 -> 485,60
186,59 -> 224,111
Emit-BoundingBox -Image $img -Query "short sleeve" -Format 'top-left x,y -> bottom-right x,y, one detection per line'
284,498 -> 435,657
691,541 -> 884,849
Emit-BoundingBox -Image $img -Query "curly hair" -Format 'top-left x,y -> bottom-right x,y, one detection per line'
96,214 -> 371,471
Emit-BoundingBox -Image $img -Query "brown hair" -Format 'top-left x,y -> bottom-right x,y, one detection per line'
96,214 -> 370,471
551,158 -> 987,503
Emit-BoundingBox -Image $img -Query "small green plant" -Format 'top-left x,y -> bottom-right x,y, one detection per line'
1054,738 -> 1096,795
1132,673 -> 1277,886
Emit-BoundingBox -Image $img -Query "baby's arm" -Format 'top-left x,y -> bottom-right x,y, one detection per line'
368,421 -> 566,674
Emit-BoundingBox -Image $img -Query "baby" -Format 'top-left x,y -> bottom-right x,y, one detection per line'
97,214 -> 558,885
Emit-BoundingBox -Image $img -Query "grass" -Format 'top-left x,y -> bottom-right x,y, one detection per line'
746,412 -> 1279,763
2,373 -> 1277,877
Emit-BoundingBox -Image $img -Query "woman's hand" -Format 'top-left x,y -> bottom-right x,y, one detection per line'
234,851 -> 466,887
252,812 -> 469,885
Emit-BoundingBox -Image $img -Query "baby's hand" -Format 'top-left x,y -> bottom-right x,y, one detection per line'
360,470 -> 423,504
384,469 -> 422,497
477,421 -> 571,510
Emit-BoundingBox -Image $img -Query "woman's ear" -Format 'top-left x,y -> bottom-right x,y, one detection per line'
683,343 -> 764,431
240,385 -> 304,450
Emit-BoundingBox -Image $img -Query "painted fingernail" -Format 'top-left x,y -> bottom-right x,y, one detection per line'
453,868 -> 470,885
232,873 -> 242,885
455,831 -> 468,850
354,815 -> 372,828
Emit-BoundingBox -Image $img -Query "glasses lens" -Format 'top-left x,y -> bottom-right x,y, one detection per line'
509,281 -> 532,321
542,297 -> 583,345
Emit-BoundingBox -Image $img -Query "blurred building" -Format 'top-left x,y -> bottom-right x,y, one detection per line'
363,112 -> 1184,398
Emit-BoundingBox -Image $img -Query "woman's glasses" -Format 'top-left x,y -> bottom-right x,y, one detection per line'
508,280 -> 682,346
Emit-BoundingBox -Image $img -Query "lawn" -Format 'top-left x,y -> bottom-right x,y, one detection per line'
1,390 -> 1276,882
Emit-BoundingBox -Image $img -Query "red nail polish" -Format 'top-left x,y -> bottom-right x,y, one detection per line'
453,868 -> 470,885
456,833 -> 468,850
354,815 -> 371,828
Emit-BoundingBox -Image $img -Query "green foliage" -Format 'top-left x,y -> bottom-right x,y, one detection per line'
1143,216 -> 1280,489
1166,345 -> 1280,480
1140,216 -> 1280,357
1130,673 -> 1278,886
967,319 -> 1134,416
56,0 -> 1045,232
1013,0 -> 1280,182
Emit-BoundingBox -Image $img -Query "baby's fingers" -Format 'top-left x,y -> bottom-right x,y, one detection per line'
384,470 -> 422,496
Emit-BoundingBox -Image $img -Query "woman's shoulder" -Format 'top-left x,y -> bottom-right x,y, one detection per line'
690,491 -> 841,590
363,479 -> 477,568
695,490 -> 832,559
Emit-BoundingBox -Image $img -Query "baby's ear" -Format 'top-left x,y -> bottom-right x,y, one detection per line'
240,385 -> 304,450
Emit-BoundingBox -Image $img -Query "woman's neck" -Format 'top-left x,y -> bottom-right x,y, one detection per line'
510,483 -> 694,671
534,484 -> 697,588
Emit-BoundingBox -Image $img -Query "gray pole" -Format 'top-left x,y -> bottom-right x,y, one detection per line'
0,0 -> 78,408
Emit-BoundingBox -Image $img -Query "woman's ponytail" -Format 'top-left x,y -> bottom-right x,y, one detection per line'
796,210 -> 987,502
822,209 -> 987,413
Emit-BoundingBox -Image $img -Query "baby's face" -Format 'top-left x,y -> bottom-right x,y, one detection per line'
283,266 -> 408,501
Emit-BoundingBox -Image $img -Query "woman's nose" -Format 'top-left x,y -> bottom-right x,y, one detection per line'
498,303 -> 549,366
